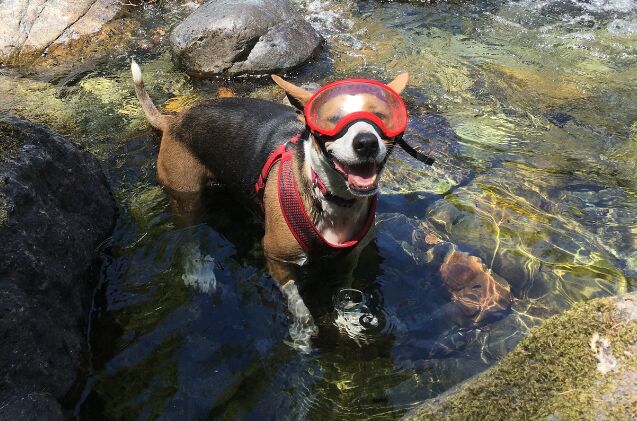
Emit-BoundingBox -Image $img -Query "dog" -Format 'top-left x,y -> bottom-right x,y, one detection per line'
131,60 -> 514,352
131,60 -> 409,350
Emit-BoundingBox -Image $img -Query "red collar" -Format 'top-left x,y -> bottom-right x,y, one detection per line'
255,134 -> 376,254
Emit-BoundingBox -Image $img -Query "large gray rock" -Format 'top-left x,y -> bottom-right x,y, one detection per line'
0,116 -> 116,418
169,0 -> 324,77
0,0 -> 121,61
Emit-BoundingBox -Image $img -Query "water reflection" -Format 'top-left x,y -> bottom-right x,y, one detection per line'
83,142 -> 512,418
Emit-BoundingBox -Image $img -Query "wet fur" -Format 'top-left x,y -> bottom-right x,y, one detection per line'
132,61 -> 387,351
131,63 -> 374,267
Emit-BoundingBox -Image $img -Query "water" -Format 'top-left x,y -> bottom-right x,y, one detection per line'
1,0 -> 636,419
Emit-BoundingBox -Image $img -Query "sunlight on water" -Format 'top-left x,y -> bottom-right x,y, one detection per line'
181,242 -> 217,294
1,0 -> 636,418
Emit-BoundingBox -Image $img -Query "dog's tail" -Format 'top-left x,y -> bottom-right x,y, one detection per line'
131,59 -> 168,132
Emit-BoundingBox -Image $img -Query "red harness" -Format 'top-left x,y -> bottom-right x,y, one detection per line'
255,134 -> 376,254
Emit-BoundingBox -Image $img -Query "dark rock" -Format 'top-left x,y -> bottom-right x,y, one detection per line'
0,116 -> 116,417
0,392 -> 66,421
545,111 -> 574,127
169,0 -> 324,77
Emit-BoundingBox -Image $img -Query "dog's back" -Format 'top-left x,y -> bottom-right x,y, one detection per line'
169,98 -> 304,201
132,59 -> 303,203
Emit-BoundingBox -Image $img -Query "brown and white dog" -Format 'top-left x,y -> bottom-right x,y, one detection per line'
131,60 -> 409,350
131,60 -> 517,352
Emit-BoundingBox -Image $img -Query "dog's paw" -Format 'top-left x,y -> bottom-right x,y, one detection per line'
285,319 -> 319,354
280,281 -> 318,353
333,288 -> 381,347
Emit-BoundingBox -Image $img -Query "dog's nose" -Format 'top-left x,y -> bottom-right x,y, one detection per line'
352,132 -> 379,158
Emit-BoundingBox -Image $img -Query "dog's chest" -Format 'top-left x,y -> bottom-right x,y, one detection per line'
315,198 -> 371,245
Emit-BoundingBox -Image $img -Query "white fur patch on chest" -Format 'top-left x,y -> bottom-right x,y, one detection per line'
302,138 -> 374,246
315,197 -> 370,245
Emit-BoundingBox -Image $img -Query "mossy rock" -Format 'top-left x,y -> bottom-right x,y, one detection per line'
0,119 -> 29,225
0,119 -> 30,162
405,292 -> 637,420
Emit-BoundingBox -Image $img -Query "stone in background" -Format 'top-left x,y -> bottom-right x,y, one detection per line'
170,0 -> 324,77
0,0 -> 122,61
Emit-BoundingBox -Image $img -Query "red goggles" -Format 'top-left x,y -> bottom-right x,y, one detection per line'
304,79 -> 408,138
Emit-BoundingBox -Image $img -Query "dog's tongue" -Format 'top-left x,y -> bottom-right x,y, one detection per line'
347,163 -> 378,190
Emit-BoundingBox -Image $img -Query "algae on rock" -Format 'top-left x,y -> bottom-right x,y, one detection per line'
405,292 -> 637,420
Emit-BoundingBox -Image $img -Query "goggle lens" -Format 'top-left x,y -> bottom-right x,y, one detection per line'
305,80 -> 408,138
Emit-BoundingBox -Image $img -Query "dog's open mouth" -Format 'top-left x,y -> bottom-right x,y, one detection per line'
332,159 -> 379,194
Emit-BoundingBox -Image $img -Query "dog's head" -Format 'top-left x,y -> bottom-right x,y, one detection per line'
272,74 -> 409,199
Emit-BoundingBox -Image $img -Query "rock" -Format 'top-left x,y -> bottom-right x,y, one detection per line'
404,292 -> 637,420
439,249 -> 513,324
0,116 -> 116,417
0,0 -> 122,62
0,392 -> 66,421
169,0 -> 324,77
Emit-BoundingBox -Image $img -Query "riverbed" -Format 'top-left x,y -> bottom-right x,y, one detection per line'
2,0 -> 636,419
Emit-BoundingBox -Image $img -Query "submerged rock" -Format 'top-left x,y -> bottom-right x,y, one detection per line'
169,0 -> 324,77
0,0 -> 122,63
0,116 -> 116,417
439,249 -> 513,324
405,292 -> 637,420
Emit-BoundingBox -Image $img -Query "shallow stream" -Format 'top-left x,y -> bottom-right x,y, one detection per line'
2,0 -> 637,419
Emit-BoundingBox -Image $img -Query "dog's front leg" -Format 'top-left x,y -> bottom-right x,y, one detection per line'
266,257 -> 318,353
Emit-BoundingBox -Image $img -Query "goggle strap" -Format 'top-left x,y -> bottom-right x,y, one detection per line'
397,137 -> 435,166
311,131 -> 339,170
310,129 -> 435,167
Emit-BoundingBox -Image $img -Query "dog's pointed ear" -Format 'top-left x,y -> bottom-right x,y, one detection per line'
387,72 -> 409,94
271,75 -> 313,109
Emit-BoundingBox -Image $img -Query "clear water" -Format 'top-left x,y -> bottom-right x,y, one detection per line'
1,0 -> 636,419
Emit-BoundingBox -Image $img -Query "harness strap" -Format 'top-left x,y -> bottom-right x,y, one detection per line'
255,133 -> 376,254
255,133 -> 302,209
279,153 -> 376,254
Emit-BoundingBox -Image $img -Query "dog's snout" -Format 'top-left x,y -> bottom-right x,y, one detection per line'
352,132 -> 379,158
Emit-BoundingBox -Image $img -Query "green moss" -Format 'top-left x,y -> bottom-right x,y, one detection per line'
0,121 -> 24,226
0,204 -> 7,226
477,183 -> 555,224
0,120 -> 28,161
0,75 -> 76,135
406,295 -> 637,420
125,184 -> 169,230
